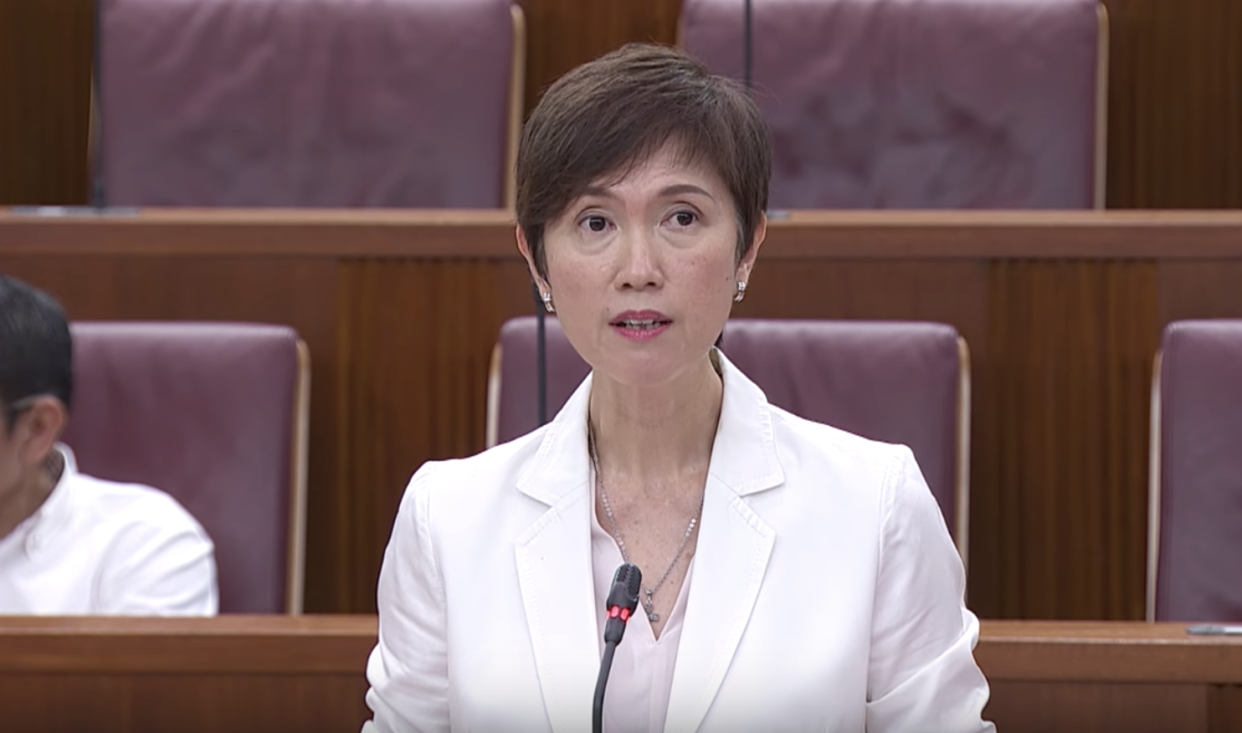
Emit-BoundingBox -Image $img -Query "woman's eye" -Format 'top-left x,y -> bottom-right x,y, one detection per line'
672,211 -> 697,227
583,215 -> 608,232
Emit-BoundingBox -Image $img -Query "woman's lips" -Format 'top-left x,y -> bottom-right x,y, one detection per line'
610,310 -> 672,341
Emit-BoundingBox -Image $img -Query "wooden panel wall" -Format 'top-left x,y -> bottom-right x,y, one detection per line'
2,0 -> 1240,208
976,262 -> 1158,620
0,615 -> 375,733
516,0 -> 682,114
1100,0 -> 1242,208
0,0 -> 92,205
334,259 -> 532,608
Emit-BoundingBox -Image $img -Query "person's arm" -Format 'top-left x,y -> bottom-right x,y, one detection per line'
94,496 -> 218,615
865,447 -> 995,732
364,464 -> 451,733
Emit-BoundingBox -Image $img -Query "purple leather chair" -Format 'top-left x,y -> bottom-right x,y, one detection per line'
1148,321 -> 1242,622
679,0 -> 1108,209
100,0 -> 524,208
487,317 -> 971,563
62,323 -> 310,614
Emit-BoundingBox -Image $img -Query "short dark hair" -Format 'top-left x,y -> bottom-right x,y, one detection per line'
0,275 -> 73,429
516,43 -> 771,279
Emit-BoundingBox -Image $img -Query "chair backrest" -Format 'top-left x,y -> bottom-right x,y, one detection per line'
487,317 -> 970,562
62,322 -> 310,614
100,0 -> 524,208
679,0 -> 1107,209
487,316 -> 589,450
1148,320 -> 1242,622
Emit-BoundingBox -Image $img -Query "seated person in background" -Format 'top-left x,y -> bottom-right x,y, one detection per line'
0,274 -> 217,615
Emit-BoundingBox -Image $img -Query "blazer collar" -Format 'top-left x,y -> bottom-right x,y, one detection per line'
20,444 -> 79,557
704,349 -> 786,497
668,351 -> 783,732
514,350 -> 786,733
513,371 -> 598,733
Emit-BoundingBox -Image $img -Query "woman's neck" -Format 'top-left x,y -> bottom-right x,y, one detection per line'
588,353 -> 723,488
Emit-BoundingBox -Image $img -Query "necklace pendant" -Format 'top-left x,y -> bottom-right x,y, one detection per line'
648,610 -> 660,622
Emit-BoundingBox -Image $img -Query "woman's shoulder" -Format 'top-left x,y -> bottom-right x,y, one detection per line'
761,405 -> 939,542
406,426 -> 549,499
766,403 -> 912,479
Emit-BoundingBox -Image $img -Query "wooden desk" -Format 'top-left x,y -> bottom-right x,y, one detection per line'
3,616 -> 1240,732
979,621 -> 1242,733
0,615 -> 376,733
4,209 -> 1242,620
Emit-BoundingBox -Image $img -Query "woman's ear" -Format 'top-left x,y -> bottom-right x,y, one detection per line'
736,212 -> 767,285
516,225 -> 552,296
15,397 -> 66,469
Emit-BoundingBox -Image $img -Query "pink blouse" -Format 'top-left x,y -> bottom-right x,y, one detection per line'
591,499 -> 693,733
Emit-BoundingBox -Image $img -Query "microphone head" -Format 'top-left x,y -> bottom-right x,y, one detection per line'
608,563 -> 642,614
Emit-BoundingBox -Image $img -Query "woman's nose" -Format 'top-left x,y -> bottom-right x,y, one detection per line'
615,229 -> 663,290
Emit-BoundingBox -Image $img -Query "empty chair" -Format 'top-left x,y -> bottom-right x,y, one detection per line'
486,316 -> 587,451
1148,321 -> 1242,622
487,317 -> 971,562
679,0 -> 1107,209
100,0 -> 524,208
62,323 -> 310,614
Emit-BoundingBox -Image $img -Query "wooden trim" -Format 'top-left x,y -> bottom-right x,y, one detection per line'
504,4 -> 526,212
978,621 -> 1242,684
0,615 -> 376,674
485,340 -> 504,449
5,617 -> 1239,683
4,210 -> 1242,259
1146,351 -> 1164,622
955,336 -> 972,570
287,339 -> 312,615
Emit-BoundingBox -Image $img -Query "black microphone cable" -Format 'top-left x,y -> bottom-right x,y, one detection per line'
533,282 -> 548,427
743,0 -> 754,92
90,0 -> 106,208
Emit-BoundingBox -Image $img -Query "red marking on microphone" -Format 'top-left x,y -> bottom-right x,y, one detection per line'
606,606 -> 633,622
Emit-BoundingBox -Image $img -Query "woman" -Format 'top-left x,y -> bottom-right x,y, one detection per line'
364,44 -> 993,733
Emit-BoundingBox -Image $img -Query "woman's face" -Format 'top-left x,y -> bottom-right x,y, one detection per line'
519,144 -> 764,389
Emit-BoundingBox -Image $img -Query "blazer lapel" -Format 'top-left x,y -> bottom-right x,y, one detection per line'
664,352 -> 784,733
514,374 -> 601,733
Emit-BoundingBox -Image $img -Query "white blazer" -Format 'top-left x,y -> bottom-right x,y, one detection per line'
365,353 -> 994,733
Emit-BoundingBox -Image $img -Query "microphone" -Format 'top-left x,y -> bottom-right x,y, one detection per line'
603,562 -> 641,644
743,0 -> 754,92
593,563 -> 642,733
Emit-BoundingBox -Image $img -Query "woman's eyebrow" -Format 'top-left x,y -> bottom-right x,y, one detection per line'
660,184 -> 715,200
577,183 -> 716,201
579,186 -> 616,200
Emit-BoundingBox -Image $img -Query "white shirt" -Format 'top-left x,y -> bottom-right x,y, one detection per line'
0,445 -> 218,615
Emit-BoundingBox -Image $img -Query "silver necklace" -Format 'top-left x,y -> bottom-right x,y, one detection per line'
588,423 -> 704,623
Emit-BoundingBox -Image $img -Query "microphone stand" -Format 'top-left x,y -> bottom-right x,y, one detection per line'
592,641 -> 618,733
593,564 -> 641,733
533,282 -> 548,427
743,0 -> 753,92
90,0 -> 106,208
